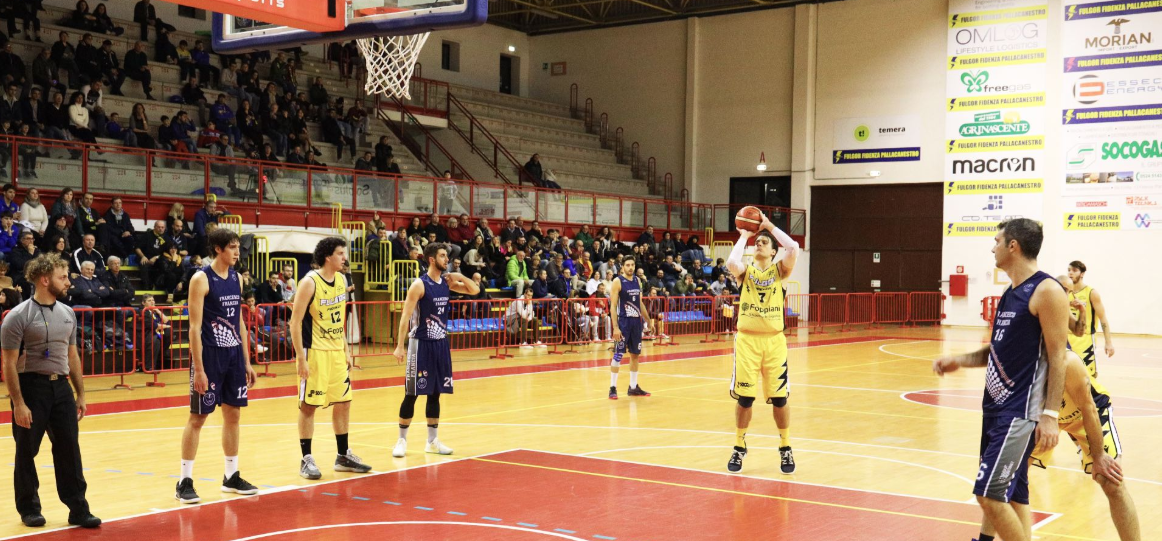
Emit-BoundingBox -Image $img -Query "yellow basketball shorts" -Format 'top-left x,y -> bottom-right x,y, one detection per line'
299,349 -> 353,408
730,331 -> 789,404
1029,406 -> 1122,473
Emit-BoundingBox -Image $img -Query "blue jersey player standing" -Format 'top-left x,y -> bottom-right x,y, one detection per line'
608,258 -> 652,400
177,228 -> 259,504
391,243 -> 479,458
933,219 -> 1069,541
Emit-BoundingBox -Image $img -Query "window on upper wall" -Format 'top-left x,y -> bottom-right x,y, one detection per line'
441,41 -> 461,72
178,5 -> 206,20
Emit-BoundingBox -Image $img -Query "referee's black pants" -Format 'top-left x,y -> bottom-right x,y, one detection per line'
11,374 -> 91,518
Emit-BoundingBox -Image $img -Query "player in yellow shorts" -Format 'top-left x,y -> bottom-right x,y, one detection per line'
290,237 -> 373,480
974,277 -> 1140,541
726,210 -> 799,475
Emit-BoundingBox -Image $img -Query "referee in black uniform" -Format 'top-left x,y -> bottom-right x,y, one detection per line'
2,254 -> 101,529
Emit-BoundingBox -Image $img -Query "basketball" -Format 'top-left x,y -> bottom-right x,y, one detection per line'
735,206 -> 764,232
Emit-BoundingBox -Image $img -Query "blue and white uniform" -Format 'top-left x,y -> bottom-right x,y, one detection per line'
406,274 -> 453,396
973,270 -> 1054,504
192,265 -> 247,414
613,275 -> 644,360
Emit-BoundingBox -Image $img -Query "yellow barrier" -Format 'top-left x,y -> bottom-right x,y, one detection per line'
364,239 -> 393,292
248,235 -> 270,278
391,260 -> 421,303
705,227 -> 714,246
218,214 -> 243,235
785,280 -> 802,296
331,202 -> 343,232
271,257 -> 298,282
711,241 -> 732,265
340,221 -> 366,272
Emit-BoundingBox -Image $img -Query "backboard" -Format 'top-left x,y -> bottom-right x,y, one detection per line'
170,0 -> 344,33
211,0 -> 487,53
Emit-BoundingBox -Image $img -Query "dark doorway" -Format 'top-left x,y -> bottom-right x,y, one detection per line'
499,54 -> 519,95
729,176 -> 791,208
809,183 -> 943,293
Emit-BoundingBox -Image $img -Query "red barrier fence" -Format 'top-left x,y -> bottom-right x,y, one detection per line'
981,296 -> 1001,331
908,292 -> 947,325
873,292 -> 909,327
75,307 -> 138,389
845,293 -> 874,331
816,293 -> 848,333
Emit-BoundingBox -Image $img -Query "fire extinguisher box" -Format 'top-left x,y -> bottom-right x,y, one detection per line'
950,274 -> 969,297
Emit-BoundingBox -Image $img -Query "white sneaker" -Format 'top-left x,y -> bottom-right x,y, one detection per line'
391,438 -> 407,458
425,438 -> 453,455
256,345 -> 269,354
535,341 -> 546,348
520,342 -> 532,349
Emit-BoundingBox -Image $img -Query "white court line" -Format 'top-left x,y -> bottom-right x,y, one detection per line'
0,449 -> 519,541
578,445 -> 975,486
877,341 -> 950,361
446,423 -> 1162,488
646,373 -> 914,394
228,522 -> 588,541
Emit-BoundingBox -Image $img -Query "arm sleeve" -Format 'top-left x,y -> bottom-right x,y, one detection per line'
726,237 -> 748,276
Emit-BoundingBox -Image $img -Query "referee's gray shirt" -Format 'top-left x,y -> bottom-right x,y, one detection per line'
0,299 -> 77,376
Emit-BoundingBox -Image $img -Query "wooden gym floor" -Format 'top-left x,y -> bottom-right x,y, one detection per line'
0,326 -> 1159,540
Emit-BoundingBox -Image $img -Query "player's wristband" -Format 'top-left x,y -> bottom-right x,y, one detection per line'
1041,409 -> 1059,419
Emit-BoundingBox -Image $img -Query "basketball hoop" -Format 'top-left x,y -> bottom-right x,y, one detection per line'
357,32 -> 430,100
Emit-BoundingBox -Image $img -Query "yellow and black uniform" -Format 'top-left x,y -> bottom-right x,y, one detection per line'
299,270 -> 352,407
1030,359 -> 1121,473
1068,286 -> 1099,377
731,261 -> 789,403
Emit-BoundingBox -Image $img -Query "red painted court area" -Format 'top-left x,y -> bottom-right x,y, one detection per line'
16,450 -> 1055,541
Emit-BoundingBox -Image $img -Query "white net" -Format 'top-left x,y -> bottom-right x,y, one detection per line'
356,32 -> 431,100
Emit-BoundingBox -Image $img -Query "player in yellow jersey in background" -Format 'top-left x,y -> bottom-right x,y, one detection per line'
726,210 -> 799,474
290,237 -> 373,480
1066,260 -> 1115,377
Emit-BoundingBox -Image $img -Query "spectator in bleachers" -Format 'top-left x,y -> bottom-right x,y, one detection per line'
67,260 -> 107,308
506,288 -> 541,348
576,250 -> 595,281
658,231 -> 675,257
506,249 -> 532,296
19,188 -> 47,234
46,234 -> 67,260
156,114 -> 176,154
354,151 -> 374,172
210,134 -> 238,190
174,40 -> 195,81
102,196 -> 134,258
191,40 -> 218,86
346,99 -> 369,142
73,192 -> 104,247
166,218 -> 189,258
636,226 -> 656,253
597,227 -> 614,251
268,52 -> 294,94
79,79 -> 108,136
680,235 -> 705,266
32,48 -> 66,97
673,231 -> 688,254
588,239 -> 606,265
160,243 -> 184,299
463,236 -> 488,279
237,99 -> 261,147
0,184 -> 17,218
193,197 -> 224,244
523,154 -> 543,185
425,213 -> 449,242
124,41 -> 154,100
67,91 -> 96,145
308,77 -> 328,117
531,269 -> 552,299
126,102 -> 155,150
98,255 -> 132,307
181,77 -> 209,126
133,0 -> 174,43
7,0 -> 42,42
277,262 -> 295,303
66,2 -> 97,35
0,211 -> 20,260
92,4 -> 123,37
17,87 -> 44,139
474,217 -> 493,241
133,220 -> 167,289
0,42 -> 28,89
237,63 -> 261,106
500,218 -> 523,244
373,136 -> 393,172
648,269 -> 668,296
0,83 -> 21,129
44,91 -> 71,149
196,120 -> 222,148
710,258 -> 728,282
170,110 -> 197,152
366,211 -> 387,236
254,270 -> 283,308
321,108 -> 354,161
241,295 -> 270,354
390,227 -> 409,263
71,233 -> 103,275
95,39 -> 124,95
674,274 -> 698,297
76,32 -> 100,83
689,258 -> 708,285
549,265 -> 571,299
139,294 -> 173,372
210,94 -> 242,146
259,82 -> 279,114
8,230 -> 36,288
661,254 -> 682,288
50,32 -> 81,90
285,143 -> 306,166
152,25 -> 175,63
43,211 -> 72,253
263,103 -> 288,156
573,224 -> 593,246
103,111 -> 125,142
523,220 -> 544,243
386,157 -> 401,174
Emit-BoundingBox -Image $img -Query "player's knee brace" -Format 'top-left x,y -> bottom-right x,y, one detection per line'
770,397 -> 788,408
426,393 -> 441,419
399,394 -> 418,419
737,396 -> 755,408
610,358 -> 621,368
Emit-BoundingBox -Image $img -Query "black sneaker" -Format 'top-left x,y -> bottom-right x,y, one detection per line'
779,446 -> 796,474
175,478 -> 201,504
608,386 -> 618,400
627,385 -> 650,397
68,513 -> 102,528
221,471 -> 259,495
727,446 -> 746,473
21,513 -> 46,527
334,450 -> 372,473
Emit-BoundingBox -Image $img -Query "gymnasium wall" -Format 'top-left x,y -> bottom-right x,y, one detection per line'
421,24 -> 532,97
528,21 -> 688,198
